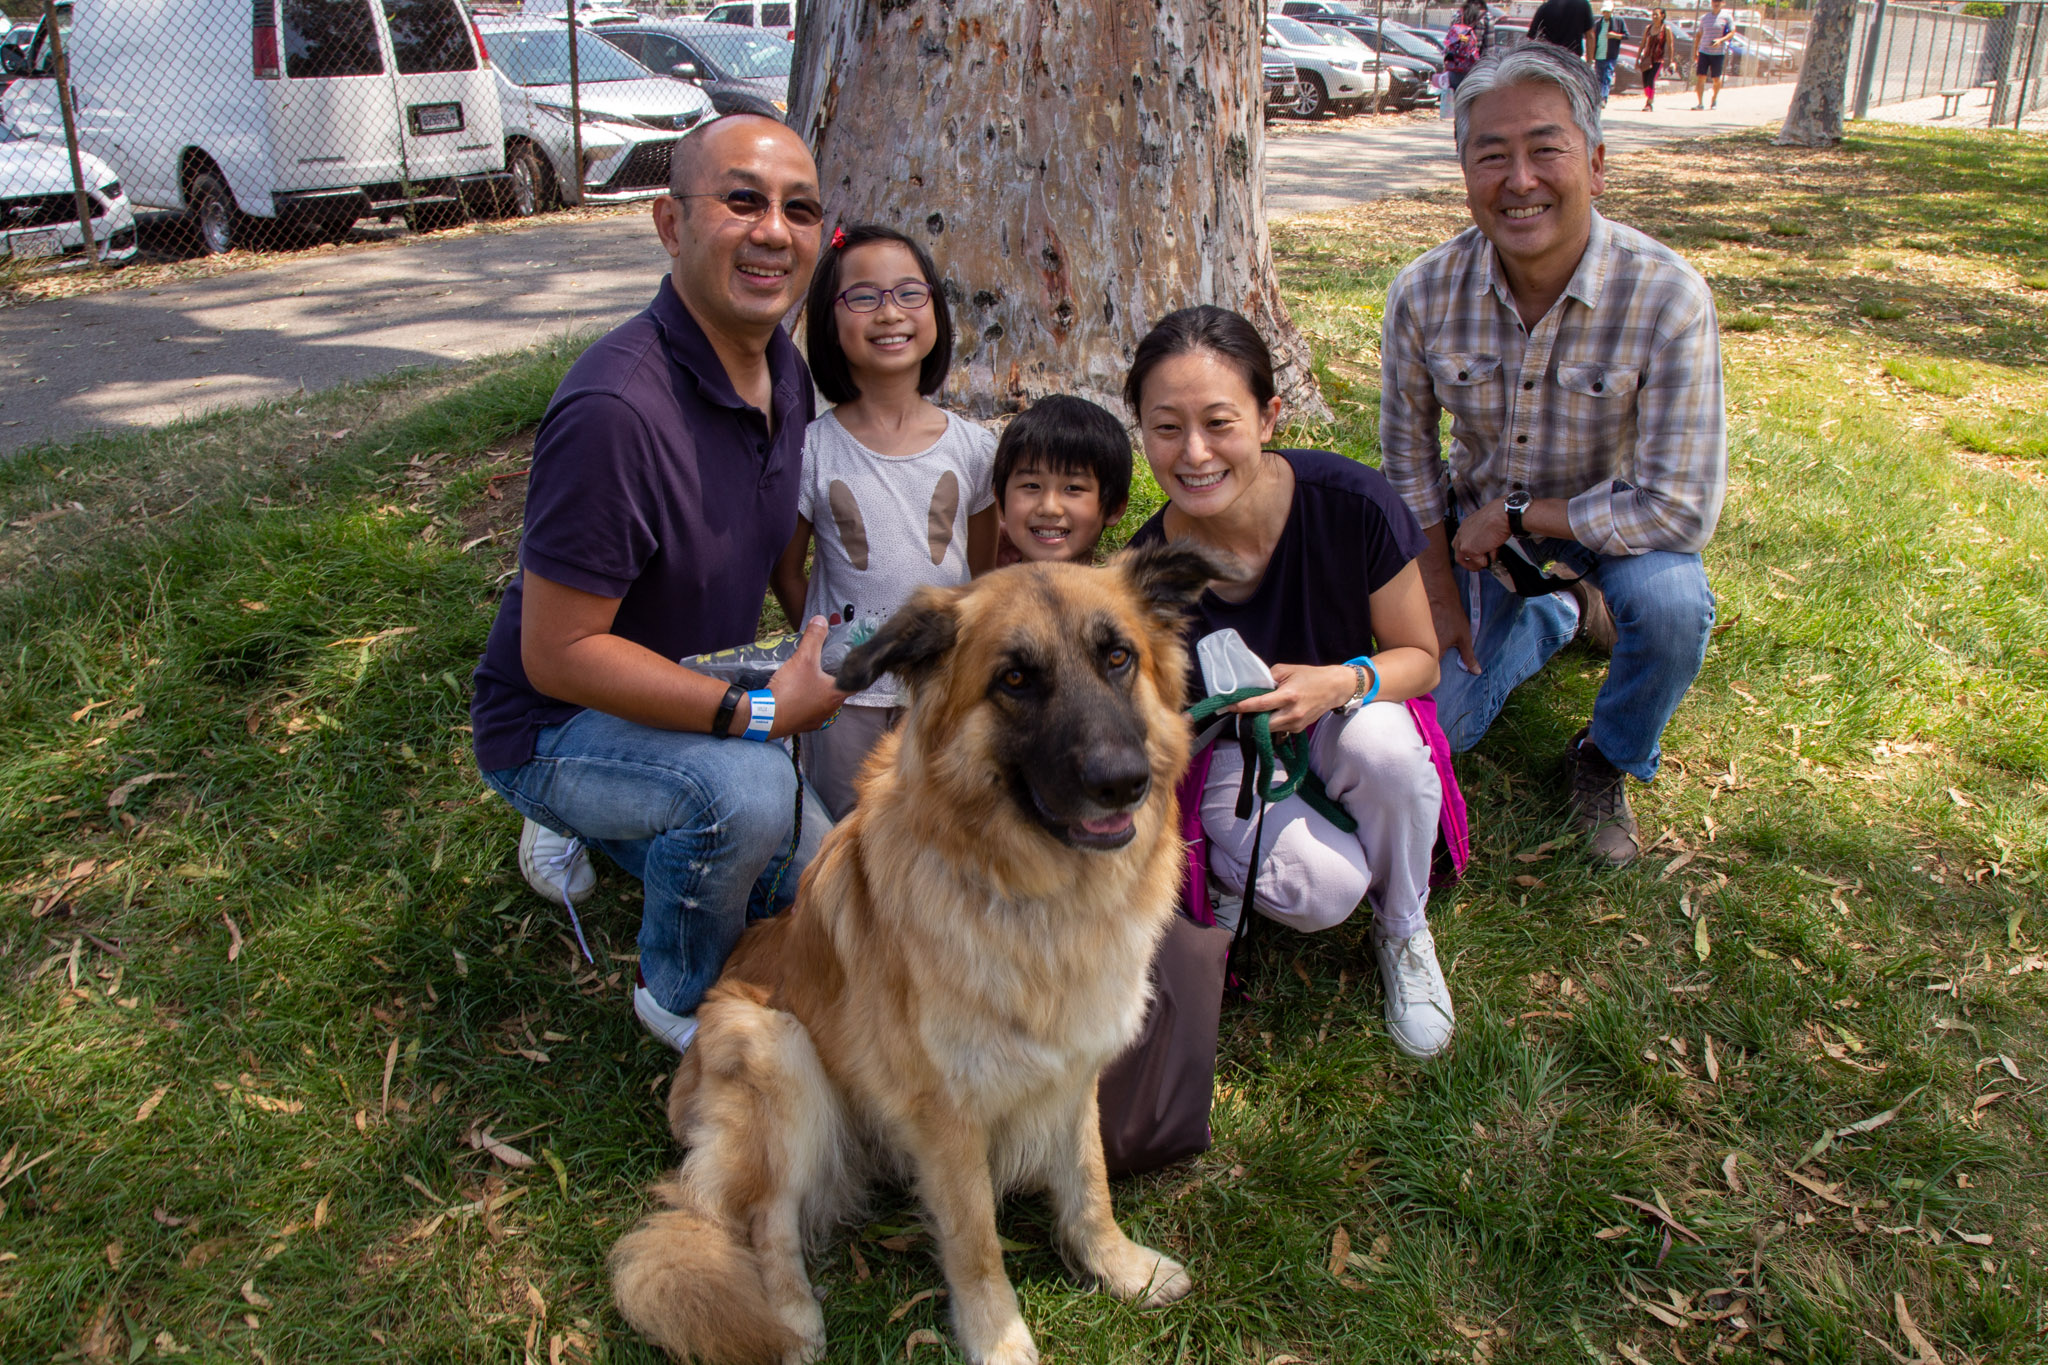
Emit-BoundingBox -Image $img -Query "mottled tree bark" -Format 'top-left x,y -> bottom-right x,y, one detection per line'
1775,0 -> 1860,146
790,0 -> 1327,423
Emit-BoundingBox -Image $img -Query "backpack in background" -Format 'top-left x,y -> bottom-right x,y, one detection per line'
1444,21 -> 1483,73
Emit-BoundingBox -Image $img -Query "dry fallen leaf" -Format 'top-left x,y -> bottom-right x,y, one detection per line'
1972,1092 -> 2006,1114
222,914 -> 243,963
1693,914 -> 1712,962
103,1241 -> 121,1269
1594,1225 -> 1632,1240
848,1244 -> 871,1281
878,1233 -> 922,1253
1722,1153 -> 1743,1193
903,1328 -> 944,1358
134,1085 -> 170,1124
1327,1225 -> 1352,1278
107,771 -> 181,810
380,1035 -> 400,1117
1513,874 -> 1546,888
240,1280 -> 271,1309
467,1126 -> 537,1169
1894,1293 -> 1943,1364
887,1288 -> 941,1324
313,1193 -> 331,1230
1952,1229 -> 1993,1246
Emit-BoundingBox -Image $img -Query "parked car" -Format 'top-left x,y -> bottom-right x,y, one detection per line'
0,0 -> 506,253
0,114 -> 137,266
701,1 -> 795,43
1300,18 -> 1437,109
596,20 -> 792,120
1303,23 -> 1404,110
1277,0 -> 1370,19
1266,15 -> 1378,117
1263,55 -> 1301,121
481,18 -> 714,216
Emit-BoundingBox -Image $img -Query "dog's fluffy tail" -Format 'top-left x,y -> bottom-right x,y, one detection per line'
610,1193 -> 799,1365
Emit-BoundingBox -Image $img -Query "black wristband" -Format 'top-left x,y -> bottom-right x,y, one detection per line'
712,684 -> 743,739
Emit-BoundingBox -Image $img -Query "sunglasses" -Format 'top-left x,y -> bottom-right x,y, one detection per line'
673,187 -> 826,228
835,282 -> 933,313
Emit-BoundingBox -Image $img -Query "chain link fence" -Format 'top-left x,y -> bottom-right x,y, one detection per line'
0,0 -> 788,272
1847,0 -> 2048,128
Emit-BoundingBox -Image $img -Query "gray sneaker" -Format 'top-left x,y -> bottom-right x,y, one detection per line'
1371,925 -> 1456,1059
518,817 -> 595,906
1564,728 -> 1641,867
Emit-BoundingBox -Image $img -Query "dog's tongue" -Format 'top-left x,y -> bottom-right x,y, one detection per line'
1079,813 -> 1134,836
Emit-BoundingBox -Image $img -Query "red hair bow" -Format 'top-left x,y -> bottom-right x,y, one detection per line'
831,225 -> 847,249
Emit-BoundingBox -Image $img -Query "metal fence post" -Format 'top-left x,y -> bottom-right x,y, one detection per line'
42,0 -> 98,267
566,4 -> 584,206
1852,0 -> 1887,118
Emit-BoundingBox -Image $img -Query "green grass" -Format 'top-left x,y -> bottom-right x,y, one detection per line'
1884,356 -> 1975,398
4,128 -> 2047,1363
1723,311 -> 1771,333
1766,217 -> 1808,237
1858,298 -> 1910,321
1948,408 -> 2048,461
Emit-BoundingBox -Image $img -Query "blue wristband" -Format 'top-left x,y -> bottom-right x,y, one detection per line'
740,688 -> 775,741
1343,656 -> 1381,708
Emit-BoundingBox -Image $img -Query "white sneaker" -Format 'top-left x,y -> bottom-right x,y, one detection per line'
518,817 -> 595,906
1372,925 -> 1456,1059
633,981 -> 699,1054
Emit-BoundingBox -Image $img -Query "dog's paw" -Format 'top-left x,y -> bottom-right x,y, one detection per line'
964,1319 -> 1039,1365
1093,1240 -> 1192,1305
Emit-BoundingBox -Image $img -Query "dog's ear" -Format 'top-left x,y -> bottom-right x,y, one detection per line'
834,590 -> 959,693
1114,538 -> 1229,628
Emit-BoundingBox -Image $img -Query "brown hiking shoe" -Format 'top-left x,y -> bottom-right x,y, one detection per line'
1567,579 -> 1617,655
1564,728 -> 1641,867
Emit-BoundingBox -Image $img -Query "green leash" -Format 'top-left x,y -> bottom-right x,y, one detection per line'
1186,688 -> 1358,835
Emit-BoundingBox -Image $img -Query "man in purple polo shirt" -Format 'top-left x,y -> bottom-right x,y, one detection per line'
470,115 -> 846,1054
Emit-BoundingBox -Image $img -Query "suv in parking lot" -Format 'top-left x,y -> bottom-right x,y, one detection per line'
596,21 -> 794,120
701,1 -> 795,42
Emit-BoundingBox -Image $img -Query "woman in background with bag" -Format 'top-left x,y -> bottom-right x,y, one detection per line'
1123,307 -> 1463,1062
1637,9 -> 1672,111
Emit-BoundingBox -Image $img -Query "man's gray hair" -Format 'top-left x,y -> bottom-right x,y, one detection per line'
1452,42 -> 1603,161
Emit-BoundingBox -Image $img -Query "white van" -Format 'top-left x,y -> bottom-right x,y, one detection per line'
0,0 -> 508,253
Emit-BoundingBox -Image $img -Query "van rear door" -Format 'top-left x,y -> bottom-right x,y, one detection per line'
380,0 -> 501,184
272,0 -> 405,193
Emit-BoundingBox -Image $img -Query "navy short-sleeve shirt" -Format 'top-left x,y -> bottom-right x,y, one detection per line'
1129,448 -> 1426,684
471,281 -> 814,771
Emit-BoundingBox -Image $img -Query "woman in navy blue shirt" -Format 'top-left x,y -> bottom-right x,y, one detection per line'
1127,306 -> 1458,1059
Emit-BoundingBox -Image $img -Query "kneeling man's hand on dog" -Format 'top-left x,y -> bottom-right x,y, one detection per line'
768,615 -> 853,738
1227,663 -> 1354,735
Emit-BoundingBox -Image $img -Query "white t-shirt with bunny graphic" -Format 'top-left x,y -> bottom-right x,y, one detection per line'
798,407 -> 996,707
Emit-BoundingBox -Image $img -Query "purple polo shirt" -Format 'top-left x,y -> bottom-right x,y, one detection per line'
471,280 -> 814,771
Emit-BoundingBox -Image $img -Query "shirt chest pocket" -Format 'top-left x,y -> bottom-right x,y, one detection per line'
1425,351 -> 1505,447
1554,361 -> 1642,451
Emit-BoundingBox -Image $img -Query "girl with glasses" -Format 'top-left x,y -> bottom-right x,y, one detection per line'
770,224 -> 999,820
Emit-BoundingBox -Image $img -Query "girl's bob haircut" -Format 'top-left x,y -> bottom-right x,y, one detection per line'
804,223 -> 954,405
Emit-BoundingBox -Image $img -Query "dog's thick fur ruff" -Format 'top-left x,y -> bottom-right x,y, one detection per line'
610,542 -> 1216,1365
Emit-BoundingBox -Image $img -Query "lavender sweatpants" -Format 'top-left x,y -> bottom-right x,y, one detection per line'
1201,700 -> 1442,941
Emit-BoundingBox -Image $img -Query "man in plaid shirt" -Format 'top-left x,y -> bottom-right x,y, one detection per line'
1379,43 -> 1725,867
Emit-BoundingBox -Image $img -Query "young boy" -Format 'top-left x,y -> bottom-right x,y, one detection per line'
992,394 -> 1133,568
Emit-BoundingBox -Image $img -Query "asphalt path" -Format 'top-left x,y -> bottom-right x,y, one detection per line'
0,82 -> 1791,455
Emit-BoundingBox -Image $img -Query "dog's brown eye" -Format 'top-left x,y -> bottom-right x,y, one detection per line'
1106,647 -> 1132,670
1002,668 -> 1026,689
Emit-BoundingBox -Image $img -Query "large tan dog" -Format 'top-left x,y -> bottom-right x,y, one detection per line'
610,542 -> 1217,1365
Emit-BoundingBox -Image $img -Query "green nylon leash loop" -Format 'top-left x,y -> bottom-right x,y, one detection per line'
1186,687 -> 1358,835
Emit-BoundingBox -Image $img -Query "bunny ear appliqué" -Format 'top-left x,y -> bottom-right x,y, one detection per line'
827,479 -> 870,572
926,470 -> 959,567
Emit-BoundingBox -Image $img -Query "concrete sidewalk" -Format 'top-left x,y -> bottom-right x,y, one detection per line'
1265,80 -> 1792,213
1,81 -> 1792,456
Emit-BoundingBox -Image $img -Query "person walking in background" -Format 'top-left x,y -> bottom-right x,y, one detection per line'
1588,1 -> 1630,107
1637,9 -> 1671,111
1464,0 -> 1498,60
1526,0 -> 1596,56
1444,6 -> 1486,92
1694,0 -> 1736,109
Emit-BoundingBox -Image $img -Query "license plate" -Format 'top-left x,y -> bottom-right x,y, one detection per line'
410,102 -> 464,135
7,228 -> 63,259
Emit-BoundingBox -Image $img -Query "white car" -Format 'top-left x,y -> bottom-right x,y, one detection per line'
0,117 -> 136,266
1266,14 -> 1379,117
481,19 -> 714,215
701,1 -> 796,42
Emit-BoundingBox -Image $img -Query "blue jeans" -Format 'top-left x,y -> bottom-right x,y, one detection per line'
1596,56 -> 1619,102
1432,548 -> 1715,781
480,708 -> 830,1017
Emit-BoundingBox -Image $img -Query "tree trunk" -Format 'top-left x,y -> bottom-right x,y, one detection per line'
1775,0 -> 1861,146
790,0 -> 1327,423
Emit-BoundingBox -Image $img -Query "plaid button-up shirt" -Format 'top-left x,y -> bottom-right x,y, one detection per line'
1379,211 -> 1726,557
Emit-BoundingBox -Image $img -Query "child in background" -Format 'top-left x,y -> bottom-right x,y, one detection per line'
991,394 -> 1133,569
772,224 -> 997,821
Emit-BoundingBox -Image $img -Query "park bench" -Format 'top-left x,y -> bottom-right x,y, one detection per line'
1936,86 -> 1973,118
